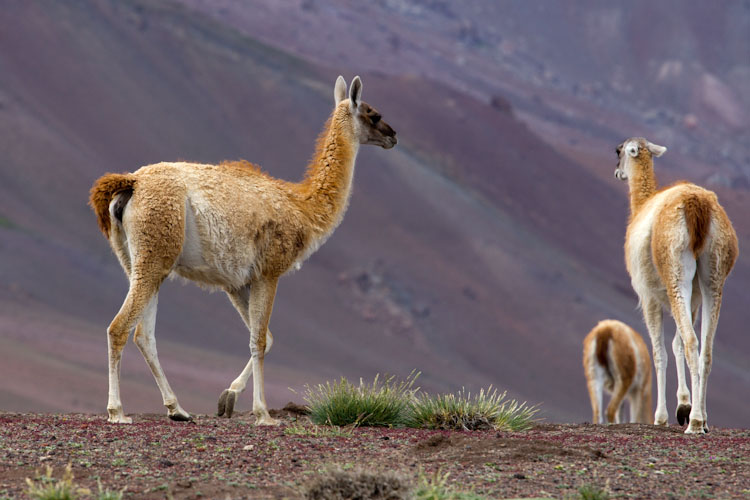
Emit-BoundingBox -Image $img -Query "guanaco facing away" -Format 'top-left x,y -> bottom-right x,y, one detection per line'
583,320 -> 653,424
89,76 -> 397,425
615,137 -> 737,434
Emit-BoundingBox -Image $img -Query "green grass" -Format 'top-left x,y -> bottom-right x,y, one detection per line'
25,464 -> 123,500
303,371 -> 419,427
93,481 -> 124,500
304,373 -> 541,431
413,470 -> 487,500
26,465 -> 78,500
408,386 -> 539,431
575,484 -> 610,500
283,422 -> 353,438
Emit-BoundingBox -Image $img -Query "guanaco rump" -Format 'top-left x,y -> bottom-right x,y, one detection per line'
89,76 -> 397,425
615,137 -> 737,434
583,319 -> 653,424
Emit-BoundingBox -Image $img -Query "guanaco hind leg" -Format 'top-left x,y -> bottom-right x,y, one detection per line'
133,294 -> 191,421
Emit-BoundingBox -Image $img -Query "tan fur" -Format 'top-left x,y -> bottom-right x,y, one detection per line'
616,137 -> 738,434
583,320 -> 653,424
90,76 -> 397,424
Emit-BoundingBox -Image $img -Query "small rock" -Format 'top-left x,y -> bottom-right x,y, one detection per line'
513,473 -> 526,480
159,459 -> 174,467
39,456 -> 52,462
177,480 -> 192,488
380,436 -> 390,441
647,456 -> 659,463
243,444 -> 254,451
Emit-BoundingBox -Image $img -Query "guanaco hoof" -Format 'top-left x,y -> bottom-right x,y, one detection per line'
676,404 -> 691,426
168,412 -> 193,422
107,415 -> 133,424
107,407 -> 132,424
686,419 -> 706,435
255,415 -> 280,426
217,389 -> 236,418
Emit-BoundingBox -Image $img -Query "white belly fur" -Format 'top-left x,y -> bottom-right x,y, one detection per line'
172,196 -> 257,289
626,201 -> 668,306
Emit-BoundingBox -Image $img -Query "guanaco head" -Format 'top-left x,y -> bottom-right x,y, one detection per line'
334,75 -> 397,149
614,137 -> 667,181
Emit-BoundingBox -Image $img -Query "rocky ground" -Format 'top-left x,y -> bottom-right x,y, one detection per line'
1,409 -> 749,499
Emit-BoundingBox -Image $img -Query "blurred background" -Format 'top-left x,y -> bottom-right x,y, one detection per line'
0,0 -> 748,426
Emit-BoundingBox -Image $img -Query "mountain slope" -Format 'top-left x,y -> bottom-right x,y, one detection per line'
0,0 -> 748,425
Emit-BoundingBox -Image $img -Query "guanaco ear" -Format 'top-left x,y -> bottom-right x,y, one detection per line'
646,141 -> 667,157
334,75 -> 347,105
349,76 -> 362,111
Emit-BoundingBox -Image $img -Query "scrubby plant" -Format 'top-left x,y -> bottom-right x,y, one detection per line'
25,464 -> 79,500
576,484 -> 610,500
304,467 -> 410,500
303,372 -> 419,427
284,422 -> 353,438
408,387 -> 539,431
94,480 -> 124,500
25,464 -> 124,500
413,470 -> 486,500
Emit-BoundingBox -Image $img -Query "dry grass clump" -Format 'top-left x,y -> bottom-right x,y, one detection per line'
574,484 -> 611,500
413,470 -> 487,500
25,464 -> 123,500
304,467 -> 411,500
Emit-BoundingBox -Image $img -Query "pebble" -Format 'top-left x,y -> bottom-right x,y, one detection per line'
243,444 -> 254,451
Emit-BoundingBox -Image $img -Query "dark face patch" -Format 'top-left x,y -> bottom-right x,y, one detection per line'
357,101 -> 397,149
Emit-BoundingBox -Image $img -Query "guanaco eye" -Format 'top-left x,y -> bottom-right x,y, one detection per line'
371,114 -> 381,124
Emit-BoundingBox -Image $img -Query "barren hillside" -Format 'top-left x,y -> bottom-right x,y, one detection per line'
0,0 -> 748,426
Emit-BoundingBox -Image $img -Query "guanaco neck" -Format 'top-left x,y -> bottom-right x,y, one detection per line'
298,104 -> 359,236
627,158 -> 658,219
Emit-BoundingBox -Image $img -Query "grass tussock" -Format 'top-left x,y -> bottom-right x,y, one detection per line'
304,371 -> 419,427
304,467 -> 411,500
574,484 -> 610,500
409,386 -> 539,431
413,470 -> 486,500
25,464 -> 123,500
26,464 -> 79,500
304,372 -> 540,431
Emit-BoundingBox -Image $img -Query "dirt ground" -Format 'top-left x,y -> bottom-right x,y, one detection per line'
1,408 -> 749,499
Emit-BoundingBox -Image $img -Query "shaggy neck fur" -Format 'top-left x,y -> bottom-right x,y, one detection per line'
298,104 -> 359,235
627,156 -> 658,219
